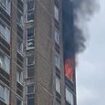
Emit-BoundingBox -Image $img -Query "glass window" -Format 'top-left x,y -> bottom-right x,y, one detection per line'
26,55 -> 35,65
17,37 -> 23,55
27,39 -> 34,49
27,0 -> 34,11
27,27 -> 34,40
26,27 -> 34,49
0,50 -> 10,74
0,20 -> 10,43
16,68 -> 23,84
55,30 -> 60,45
54,53 -> 60,69
27,85 -> 34,94
27,0 -> 34,21
56,76 -> 60,94
27,66 -> 34,78
27,94 -> 34,105
0,0 -> 11,15
54,5 -> 59,21
16,98 -> 23,105
0,84 -> 9,104
17,10 -> 23,28
66,87 -> 74,105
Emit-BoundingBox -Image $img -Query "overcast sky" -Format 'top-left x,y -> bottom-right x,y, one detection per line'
76,0 -> 105,105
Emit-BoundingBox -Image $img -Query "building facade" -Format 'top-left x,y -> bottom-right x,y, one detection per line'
0,0 -> 76,105
0,0 -> 24,105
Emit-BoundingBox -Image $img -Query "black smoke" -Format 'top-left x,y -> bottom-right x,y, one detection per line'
73,0 -> 99,53
62,0 -> 99,60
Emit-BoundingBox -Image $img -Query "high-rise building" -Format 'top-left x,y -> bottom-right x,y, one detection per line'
0,0 -> 76,105
0,0 -> 24,105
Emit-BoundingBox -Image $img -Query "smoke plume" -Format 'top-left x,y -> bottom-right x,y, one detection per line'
73,0 -> 99,53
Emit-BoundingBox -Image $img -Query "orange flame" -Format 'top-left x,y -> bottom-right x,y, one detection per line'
64,59 -> 74,80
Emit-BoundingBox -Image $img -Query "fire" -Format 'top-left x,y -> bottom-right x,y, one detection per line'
64,59 -> 74,80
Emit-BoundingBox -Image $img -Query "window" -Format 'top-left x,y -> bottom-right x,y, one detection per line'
27,27 -> 34,40
65,87 -> 74,105
26,27 -> 34,49
0,50 -> 10,74
54,53 -> 60,69
27,65 -> 34,78
27,0 -> 34,21
27,84 -> 35,105
54,5 -> 59,21
0,0 -> 11,15
27,85 -> 35,94
55,29 -> 60,45
17,10 -> 23,28
27,94 -> 35,105
0,20 -> 10,43
16,97 -> 23,105
26,55 -> 35,65
16,68 -> 23,84
26,55 -> 35,78
56,76 -> 60,94
0,84 -> 10,104
17,37 -> 23,55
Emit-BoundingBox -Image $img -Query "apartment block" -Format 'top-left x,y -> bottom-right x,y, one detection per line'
0,0 -> 76,105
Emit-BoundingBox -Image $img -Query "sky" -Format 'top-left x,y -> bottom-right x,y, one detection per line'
76,0 -> 105,105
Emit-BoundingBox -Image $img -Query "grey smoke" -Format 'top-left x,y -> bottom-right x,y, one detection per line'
73,0 -> 99,53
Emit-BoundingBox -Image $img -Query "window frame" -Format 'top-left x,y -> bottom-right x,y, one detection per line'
54,5 -> 59,21
54,29 -> 60,45
0,20 -> 11,44
0,84 -> 10,104
0,49 -> 10,74
26,27 -> 35,50
65,86 -> 74,105
16,67 -> 23,85
0,0 -> 11,15
17,9 -> 24,28
17,36 -> 24,55
55,75 -> 61,94
26,0 -> 34,22
16,97 -> 23,105
54,52 -> 61,69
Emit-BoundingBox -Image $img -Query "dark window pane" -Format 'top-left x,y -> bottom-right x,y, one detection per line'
27,94 -> 34,105
27,65 -> 34,77
27,85 -> 34,93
